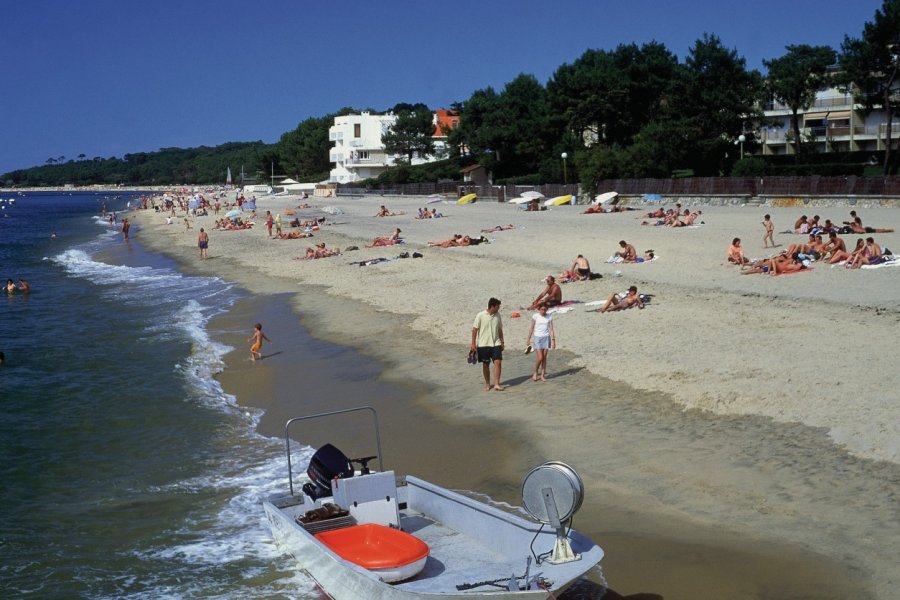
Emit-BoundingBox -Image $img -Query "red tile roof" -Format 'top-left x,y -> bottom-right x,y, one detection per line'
433,109 -> 460,137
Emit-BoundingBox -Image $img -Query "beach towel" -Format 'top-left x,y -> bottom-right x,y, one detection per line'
861,257 -> 900,269
547,300 -> 581,315
773,266 -> 813,276
606,255 -> 624,264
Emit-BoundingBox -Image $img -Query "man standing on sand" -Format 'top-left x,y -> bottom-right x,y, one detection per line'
198,228 -> 209,259
471,297 -> 505,391
274,212 -> 282,237
121,218 -> 130,240
265,211 -> 274,237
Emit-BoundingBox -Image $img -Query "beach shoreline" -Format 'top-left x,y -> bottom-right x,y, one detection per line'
127,194 -> 899,599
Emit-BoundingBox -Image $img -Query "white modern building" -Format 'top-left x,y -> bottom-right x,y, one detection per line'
329,112 -> 397,183
758,85 -> 900,155
328,110 -> 459,183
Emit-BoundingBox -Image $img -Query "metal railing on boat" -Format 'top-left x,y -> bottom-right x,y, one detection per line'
283,406 -> 384,496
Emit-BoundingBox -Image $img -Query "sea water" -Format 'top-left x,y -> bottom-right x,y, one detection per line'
0,193 -> 316,598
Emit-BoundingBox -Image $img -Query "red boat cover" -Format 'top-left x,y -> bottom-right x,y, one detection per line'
315,523 -> 430,569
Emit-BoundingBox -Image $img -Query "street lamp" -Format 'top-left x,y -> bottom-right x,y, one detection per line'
736,134 -> 746,160
561,152 -> 568,185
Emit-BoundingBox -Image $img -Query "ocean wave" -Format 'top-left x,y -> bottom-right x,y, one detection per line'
50,243 -> 322,598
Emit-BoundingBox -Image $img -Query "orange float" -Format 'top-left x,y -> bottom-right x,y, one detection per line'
315,523 -> 429,582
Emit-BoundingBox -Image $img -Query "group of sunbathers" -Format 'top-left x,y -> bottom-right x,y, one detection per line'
791,211 -> 894,235
642,207 -> 702,227
213,218 -> 253,230
296,242 -> 340,260
289,216 -> 327,229
274,230 -> 313,239
731,231 -> 893,273
582,204 -> 636,214
416,207 -> 443,219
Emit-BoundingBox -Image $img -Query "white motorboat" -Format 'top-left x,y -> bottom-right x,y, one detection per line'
263,407 -> 605,599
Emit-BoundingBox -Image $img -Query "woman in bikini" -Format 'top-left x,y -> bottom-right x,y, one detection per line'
370,228 -> 402,247
828,238 -> 864,264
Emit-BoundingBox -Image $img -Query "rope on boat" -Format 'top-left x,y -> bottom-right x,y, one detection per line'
455,575 -> 552,591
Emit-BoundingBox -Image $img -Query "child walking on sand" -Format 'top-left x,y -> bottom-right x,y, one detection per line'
248,323 -> 271,361
763,214 -> 775,248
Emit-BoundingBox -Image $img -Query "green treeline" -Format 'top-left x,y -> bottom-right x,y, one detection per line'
2,142 -> 278,187
5,0 -> 899,188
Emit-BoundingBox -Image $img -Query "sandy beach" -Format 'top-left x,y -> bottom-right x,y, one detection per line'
130,194 -> 899,599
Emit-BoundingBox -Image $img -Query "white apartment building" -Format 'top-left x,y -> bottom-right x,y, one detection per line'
328,110 -> 457,183
328,112 -> 397,183
758,85 -> 899,155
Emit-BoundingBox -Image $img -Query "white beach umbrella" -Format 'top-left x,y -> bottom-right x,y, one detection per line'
521,191 -> 545,199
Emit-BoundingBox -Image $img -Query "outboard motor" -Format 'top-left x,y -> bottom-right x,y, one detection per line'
302,443 -> 354,501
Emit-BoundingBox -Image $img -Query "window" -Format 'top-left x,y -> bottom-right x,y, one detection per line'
354,124 -> 361,138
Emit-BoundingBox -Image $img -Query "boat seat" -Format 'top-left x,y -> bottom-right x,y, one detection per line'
315,523 -> 429,582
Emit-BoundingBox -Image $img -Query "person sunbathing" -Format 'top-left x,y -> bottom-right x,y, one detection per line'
782,235 -> 817,258
727,238 -> 750,265
847,237 -> 884,268
481,224 -> 515,233
525,199 -> 546,212
600,286 -> 644,312
742,254 -> 807,275
370,228 -> 403,247
428,234 -> 471,247
298,242 -> 339,259
848,216 -> 894,234
560,254 -> 592,282
375,205 -> 402,217
583,204 -> 605,214
296,203 -> 311,209
819,232 -> 846,262
615,240 -> 638,262
794,215 -> 809,234
641,207 -> 666,219
275,230 -> 311,239
828,237 -> 864,264
671,210 -> 701,227
529,276 -> 562,309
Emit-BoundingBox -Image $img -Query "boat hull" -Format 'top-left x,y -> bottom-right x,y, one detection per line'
264,475 -> 603,599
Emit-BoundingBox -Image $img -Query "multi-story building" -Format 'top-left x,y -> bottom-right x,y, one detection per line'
329,112 -> 397,183
328,110 -> 459,183
758,84 -> 899,155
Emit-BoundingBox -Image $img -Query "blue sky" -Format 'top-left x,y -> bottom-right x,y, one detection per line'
1,0 -> 885,175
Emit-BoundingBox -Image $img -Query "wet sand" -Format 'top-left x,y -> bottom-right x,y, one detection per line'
128,197 -> 899,599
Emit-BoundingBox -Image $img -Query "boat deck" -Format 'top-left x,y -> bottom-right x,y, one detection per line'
395,509 -> 530,593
